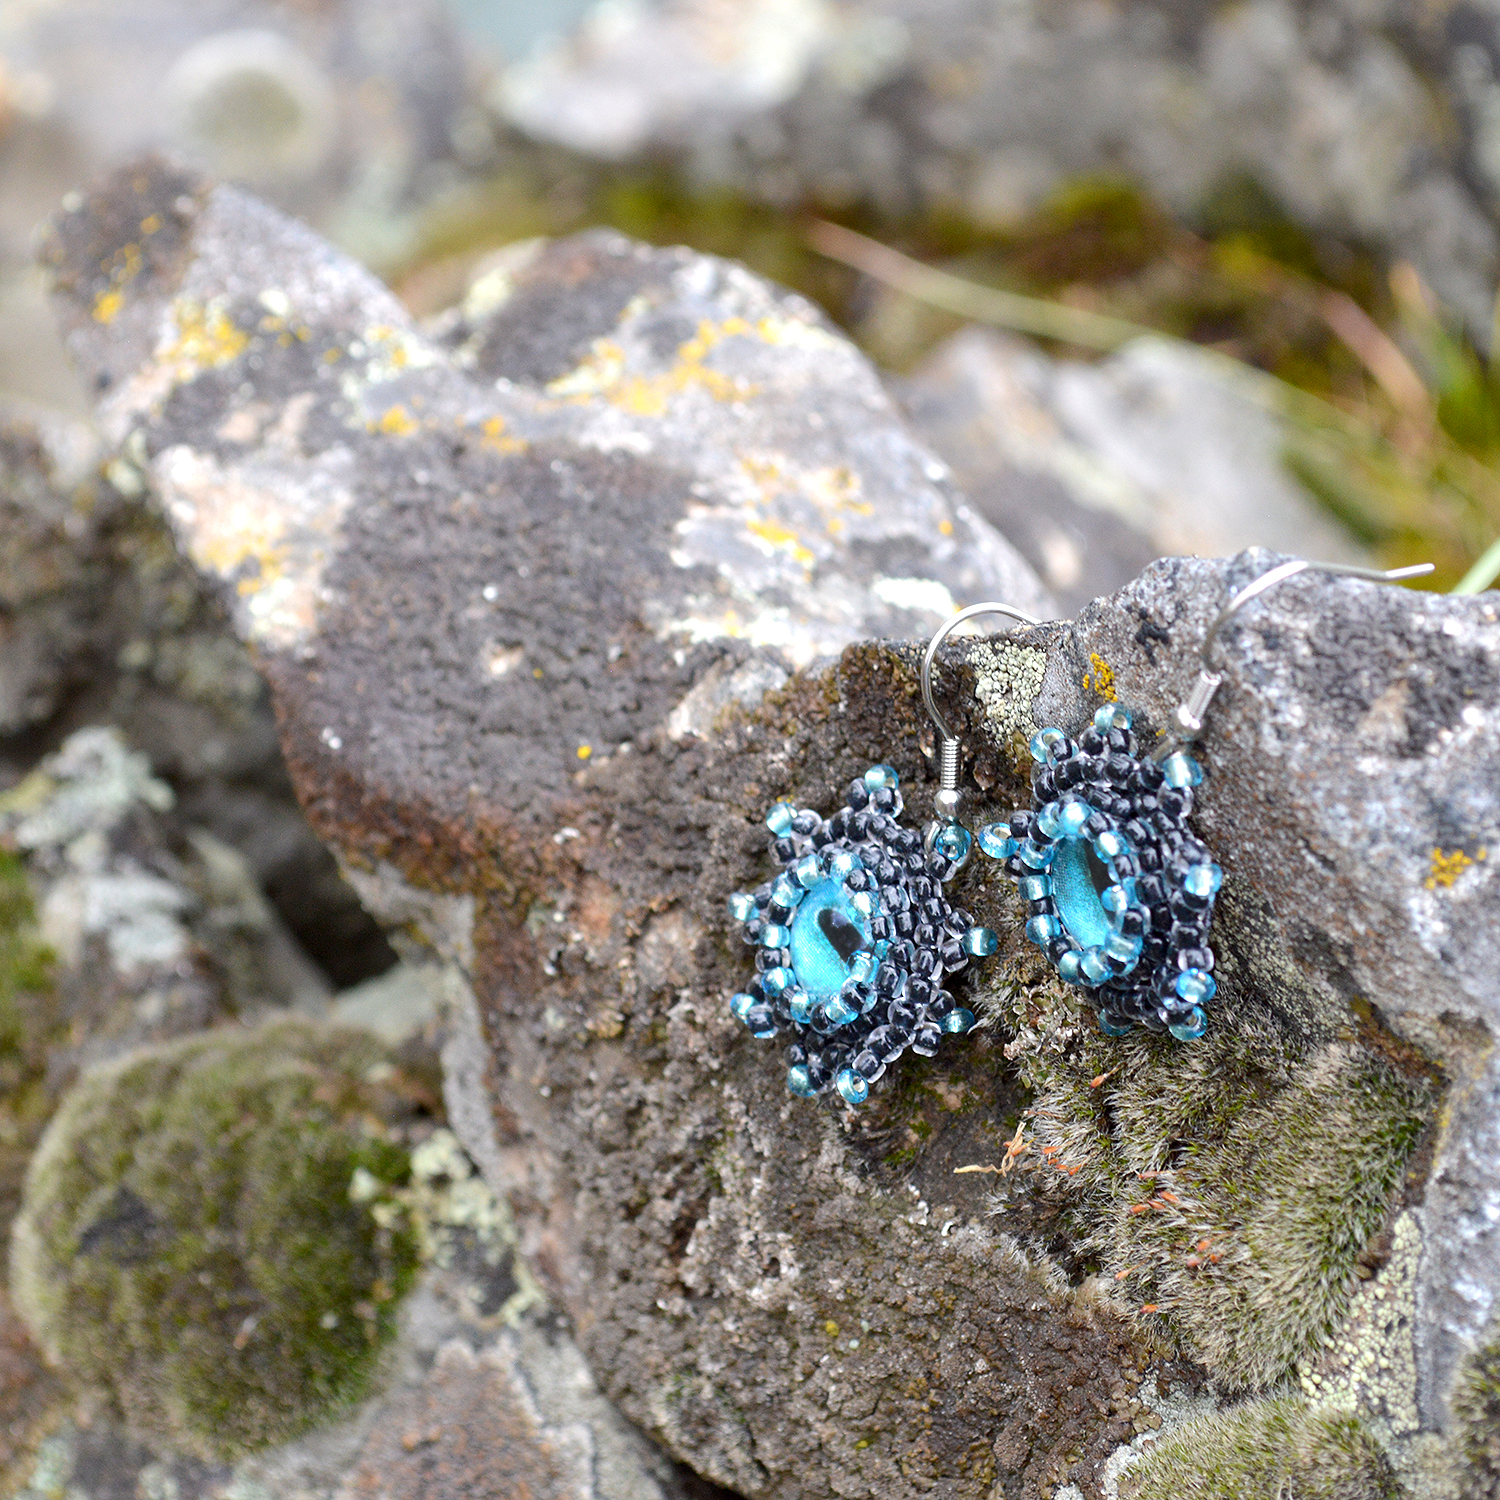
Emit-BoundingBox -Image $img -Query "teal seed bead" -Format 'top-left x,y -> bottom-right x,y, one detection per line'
770,874 -> 803,908
824,992 -> 859,1027
1176,968 -> 1217,1002
850,890 -> 878,918
1093,704 -> 1133,733
1025,914 -> 1061,946
729,992 -> 756,1021
766,802 -> 796,835
1183,862 -> 1223,899
1168,1005 -> 1208,1041
1035,801 -> 1062,839
1058,800 -> 1090,836
849,950 -> 876,984
1029,727 -> 1066,763
934,824 -> 972,862
759,923 -> 790,947
728,892 -> 758,921
1104,931 -> 1143,964
793,853 -> 823,888
1100,882 -> 1131,914
835,1067 -> 870,1105
1057,951 -> 1084,984
1080,949 -> 1110,983
962,926 -> 998,956
1019,874 -> 1051,900
978,823 -> 1017,860
863,764 -> 899,790
1020,839 -> 1054,869
942,1007 -> 976,1034
761,968 -> 790,994
829,850 -> 860,879
1094,828 -> 1130,860
1161,752 -> 1204,788
1099,1013 -> 1133,1037
789,989 -> 814,1025
787,1064 -> 817,1096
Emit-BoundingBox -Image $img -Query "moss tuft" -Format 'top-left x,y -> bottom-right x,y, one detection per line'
10,1019 -> 419,1461
1123,1396 -> 1404,1499
1452,1323 -> 1500,1497
994,955 -> 1434,1389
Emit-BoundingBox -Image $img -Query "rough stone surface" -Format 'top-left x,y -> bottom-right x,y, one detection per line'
492,0 -> 1500,338
897,328 -> 1365,613
41,157 -> 1500,1497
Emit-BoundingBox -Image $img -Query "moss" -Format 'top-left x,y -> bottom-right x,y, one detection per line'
993,957 -> 1434,1390
10,1019 -> 420,1461
0,850 -> 56,1088
1123,1396 -> 1404,1499
1452,1323 -> 1500,1497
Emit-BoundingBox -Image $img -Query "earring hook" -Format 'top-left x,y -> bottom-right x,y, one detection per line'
1164,558 -> 1434,751
921,601 -> 1039,867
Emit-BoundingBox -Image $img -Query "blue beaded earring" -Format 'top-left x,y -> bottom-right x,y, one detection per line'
724,604 -> 1036,1106
977,557 -> 1431,1041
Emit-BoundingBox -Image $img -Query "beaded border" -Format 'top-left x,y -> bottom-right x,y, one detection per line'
727,766 -> 997,1105
979,705 -> 1222,1039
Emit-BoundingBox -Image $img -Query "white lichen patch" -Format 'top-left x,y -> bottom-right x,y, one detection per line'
972,638 -> 1048,747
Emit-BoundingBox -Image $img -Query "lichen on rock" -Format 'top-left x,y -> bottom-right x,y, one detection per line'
9,1019 -> 422,1461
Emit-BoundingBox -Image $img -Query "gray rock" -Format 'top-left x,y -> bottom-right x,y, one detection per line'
41,157 -> 1500,1498
491,0 -> 1500,339
898,328 -> 1367,612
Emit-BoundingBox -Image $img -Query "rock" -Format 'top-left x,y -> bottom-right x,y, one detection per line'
491,0 -> 1500,339
41,157 -> 1500,1498
10,1018 -> 423,1461
898,328 -> 1368,612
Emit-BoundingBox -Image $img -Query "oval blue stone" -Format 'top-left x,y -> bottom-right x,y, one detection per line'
1049,835 -> 1114,950
788,876 -> 874,1002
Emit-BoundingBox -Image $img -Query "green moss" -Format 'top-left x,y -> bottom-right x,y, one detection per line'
1124,1397 -> 1403,1499
994,961 -> 1433,1390
1452,1323 -> 1500,1496
0,850 -> 56,1087
10,1020 -> 419,1461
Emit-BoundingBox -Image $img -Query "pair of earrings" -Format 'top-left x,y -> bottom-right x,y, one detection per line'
726,558 -> 1429,1106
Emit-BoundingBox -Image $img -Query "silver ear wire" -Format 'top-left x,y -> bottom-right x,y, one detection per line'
1160,558 -> 1434,754
920,601 -> 1039,869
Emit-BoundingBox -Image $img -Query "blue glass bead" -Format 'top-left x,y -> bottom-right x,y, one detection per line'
934,824 -> 972,863
761,968 -> 791,995
1168,1005 -> 1208,1041
789,877 -> 874,1000
745,1005 -> 778,1039
766,802 -> 796,835
962,926 -> 998,957
787,1064 -> 817,1096
823,993 -> 859,1026
1104,931 -> 1143,965
863,764 -> 900,791
848,950 -> 876,984
978,823 -> 1017,860
1049,839 -> 1113,948
770,874 -> 803,909
1182,862 -> 1223,899
1161,752 -> 1204,789
1020,839 -> 1055,869
1080,949 -> 1111,983
1025,914 -> 1062,946
1057,950 -> 1085,985
1176,968 -> 1217,1002
1093,703 -> 1134,733
1019,874 -> 1052,901
828,850 -> 860,879
793,853 -> 823,889
850,890 -> 878,918
788,989 -> 814,1025
728,892 -> 758,922
942,1007 -> 976,1034
729,992 -> 757,1021
1035,801 -> 1064,839
1094,829 -> 1131,861
835,1067 -> 870,1105
1099,882 -> 1130,914
1099,1013 -> 1134,1037
1058,801 -> 1090,836
759,923 -> 790,948
1029,727 -> 1067,763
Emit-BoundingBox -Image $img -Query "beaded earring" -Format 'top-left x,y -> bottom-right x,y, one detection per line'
976,558 -> 1431,1041
724,604 -> 1037,1107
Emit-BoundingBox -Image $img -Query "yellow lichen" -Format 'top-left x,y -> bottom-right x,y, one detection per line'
163,302 -> 250,375
746,518 -> 816,567
373,405 -> 418,437
479,415 -> 528,454
92,289 -> 124,325
1426,847 -> 1485,889
1084,652 -> 1117,701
